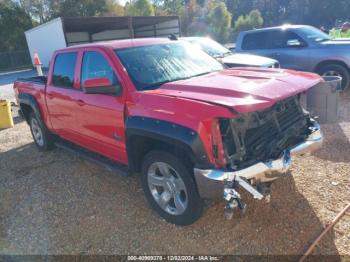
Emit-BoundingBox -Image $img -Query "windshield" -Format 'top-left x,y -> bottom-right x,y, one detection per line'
188,38 -> 231,58
299,26 -> 332,42
115,42 -> 224,90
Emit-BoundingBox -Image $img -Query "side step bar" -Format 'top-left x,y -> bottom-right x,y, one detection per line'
55,139 -> 130,176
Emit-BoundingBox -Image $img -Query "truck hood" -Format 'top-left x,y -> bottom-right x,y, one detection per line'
147,68 -> 322,113
222,53 -> 278,67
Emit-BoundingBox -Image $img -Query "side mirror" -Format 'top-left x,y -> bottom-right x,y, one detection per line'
286,39 -> 305,48
82,77 -> 122,96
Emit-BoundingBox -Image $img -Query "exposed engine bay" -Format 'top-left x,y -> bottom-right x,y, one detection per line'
219,95 -> 313,170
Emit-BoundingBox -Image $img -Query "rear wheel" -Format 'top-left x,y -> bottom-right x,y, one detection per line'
29,112 -> 55,151
141,151 -> 203,226
318,64 -> 350,90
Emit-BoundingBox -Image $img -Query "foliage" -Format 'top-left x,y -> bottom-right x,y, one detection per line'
54,0 -> 109,17
126,0 -> 155,16
180,0 -> 200,36
0,0 -> 33,51
225,0 -> 350,29
234,9 -> 263,33
18,0 -> 52,23
207,2 -> 232,42
163,0 -> 184,15
105,0 -> 125,16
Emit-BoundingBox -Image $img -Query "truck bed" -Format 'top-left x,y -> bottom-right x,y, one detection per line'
13,75 -> 48,124
17,76 -> 47,84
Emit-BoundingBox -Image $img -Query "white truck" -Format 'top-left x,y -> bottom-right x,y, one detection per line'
25,16 -> 180,67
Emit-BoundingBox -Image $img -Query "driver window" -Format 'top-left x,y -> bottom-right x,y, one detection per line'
269,31 -> 306,48
81,51 -> 119,86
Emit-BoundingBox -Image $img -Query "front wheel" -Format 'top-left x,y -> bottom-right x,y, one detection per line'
318,64 -> 350,90
141,151 -> 203,226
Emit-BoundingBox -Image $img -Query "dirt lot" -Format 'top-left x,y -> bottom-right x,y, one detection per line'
0,91 -> 349,257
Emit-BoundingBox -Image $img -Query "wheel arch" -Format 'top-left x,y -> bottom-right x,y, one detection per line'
18,93 -> 42,124
125,116 -> 213,173
314,60 -> 350,73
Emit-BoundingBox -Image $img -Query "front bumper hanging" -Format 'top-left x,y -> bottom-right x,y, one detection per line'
193,121 -> 323,200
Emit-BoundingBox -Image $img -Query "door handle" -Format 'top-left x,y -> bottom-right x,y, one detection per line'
47,93 -> 54,99
273,52 -> 281,56
76,99 -> 85,106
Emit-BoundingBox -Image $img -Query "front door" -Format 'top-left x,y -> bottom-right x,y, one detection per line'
75,50 -> 127,164
262,30 -> 310,71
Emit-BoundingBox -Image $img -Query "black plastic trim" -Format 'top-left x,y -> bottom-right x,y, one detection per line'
17,93 -> 43,123
125,116 -> 213,171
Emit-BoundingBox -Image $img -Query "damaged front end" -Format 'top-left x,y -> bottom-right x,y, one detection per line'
194,95 -> 323,218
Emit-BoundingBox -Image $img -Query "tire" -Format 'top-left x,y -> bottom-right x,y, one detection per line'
141,150 -> 203,226
29,112 -> 55,151
317,64 -> 350,90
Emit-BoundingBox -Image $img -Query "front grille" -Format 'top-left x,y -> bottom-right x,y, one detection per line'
220,96 -> 311,169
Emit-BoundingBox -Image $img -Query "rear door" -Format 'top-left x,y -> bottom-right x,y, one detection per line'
46,51 -> 81,142
75,49 -> 127,164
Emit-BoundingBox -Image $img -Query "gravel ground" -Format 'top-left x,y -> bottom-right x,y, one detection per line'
0,91 -> 349,257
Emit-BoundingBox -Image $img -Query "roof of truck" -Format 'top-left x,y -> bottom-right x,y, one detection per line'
243,24 -> 310,34
62,38 -> 176,51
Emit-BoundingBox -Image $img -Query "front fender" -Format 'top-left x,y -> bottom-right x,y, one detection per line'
125,116 -> 214,171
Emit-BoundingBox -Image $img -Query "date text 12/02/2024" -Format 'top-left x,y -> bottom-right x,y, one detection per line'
127,255 -> 220,261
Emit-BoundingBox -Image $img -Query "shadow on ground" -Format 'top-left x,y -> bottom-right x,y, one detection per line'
314,123 -> 350,163
0,142 -> 340,259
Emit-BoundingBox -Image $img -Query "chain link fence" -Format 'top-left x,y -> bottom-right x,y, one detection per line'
0,50 -> 32,72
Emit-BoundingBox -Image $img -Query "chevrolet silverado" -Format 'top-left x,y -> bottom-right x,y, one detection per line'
14,38 -> 323,225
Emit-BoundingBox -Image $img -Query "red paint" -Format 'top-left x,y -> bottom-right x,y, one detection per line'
13,39 -> 323,168
83,77 -> 112,89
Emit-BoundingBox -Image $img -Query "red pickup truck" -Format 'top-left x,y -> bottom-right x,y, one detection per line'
14,38 -> 323,225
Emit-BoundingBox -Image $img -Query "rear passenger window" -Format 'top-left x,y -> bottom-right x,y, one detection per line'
242,32 -> 270,50
81,51 -> 119,86
52,52 -> 77,88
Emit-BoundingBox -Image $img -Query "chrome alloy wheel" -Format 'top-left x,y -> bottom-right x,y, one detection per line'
31,117 -> 44,147
147,162 -> 188,215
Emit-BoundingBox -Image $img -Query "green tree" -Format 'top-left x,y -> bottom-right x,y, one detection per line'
248,9 -> 263,28
0,0 -> 33,51
207,1 -> 232,42
18,0 -> 54,23
163,0 -> 184,15
126,0 -> 155,16
104,0 -> 125,16
55,0 -> 109,17
234,9 -> 263,33
180,0 -> 200,35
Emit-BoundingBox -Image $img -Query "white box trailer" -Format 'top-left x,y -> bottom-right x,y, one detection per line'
25,16 -> 181,67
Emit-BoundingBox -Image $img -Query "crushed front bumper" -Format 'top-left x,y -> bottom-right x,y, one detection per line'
194,121 -> 323,200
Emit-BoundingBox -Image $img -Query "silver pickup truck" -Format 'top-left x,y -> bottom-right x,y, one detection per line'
236,25 -> 350,89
